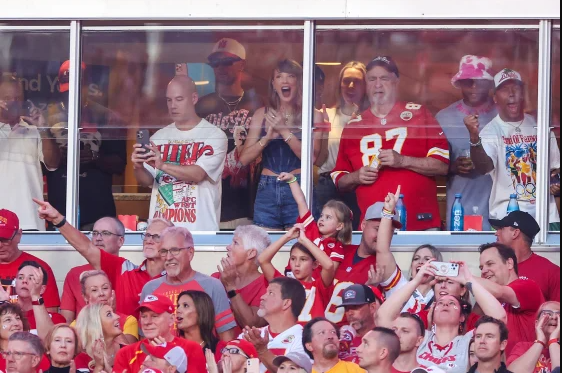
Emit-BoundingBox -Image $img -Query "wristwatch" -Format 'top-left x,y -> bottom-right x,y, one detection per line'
227,290 -> 238,299
31,297 -> 44,306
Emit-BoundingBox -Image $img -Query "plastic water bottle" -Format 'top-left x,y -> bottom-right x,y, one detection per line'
451,193 -> 464,231
396,194 -> 407,231
507,194 -> 520,214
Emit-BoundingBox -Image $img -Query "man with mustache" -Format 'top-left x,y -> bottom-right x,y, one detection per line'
302,318 -> 365,373
465,68 -> 560,229
140,226 -> 237,341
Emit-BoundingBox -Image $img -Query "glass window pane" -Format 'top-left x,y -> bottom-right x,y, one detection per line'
0,30 -> 69,231
79,29 -> 305,231
550,28 -> 561,233
315,28 -> 541,231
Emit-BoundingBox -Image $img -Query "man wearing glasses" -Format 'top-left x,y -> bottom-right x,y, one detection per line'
0,209 -> 60,313
59,216 -> 125,323
34,199 -> 171,318
208,339 -> 259,373
195,38 -> 264,230
140,226 -> 237,341
2,332 -> 44,373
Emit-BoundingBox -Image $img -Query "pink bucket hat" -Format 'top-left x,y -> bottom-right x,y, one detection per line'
451,55 -> 494,88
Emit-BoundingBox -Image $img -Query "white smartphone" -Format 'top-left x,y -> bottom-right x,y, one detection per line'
432,262 -> 460,277
246,358 -> 260,373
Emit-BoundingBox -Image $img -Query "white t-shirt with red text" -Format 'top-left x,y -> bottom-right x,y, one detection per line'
145,120 -> 227,231
417,330 -> 474,373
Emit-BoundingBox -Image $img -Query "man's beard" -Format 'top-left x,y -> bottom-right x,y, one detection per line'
323,344 -> 339,359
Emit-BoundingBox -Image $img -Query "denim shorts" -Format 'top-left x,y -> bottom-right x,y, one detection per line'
253,174 -> 300,230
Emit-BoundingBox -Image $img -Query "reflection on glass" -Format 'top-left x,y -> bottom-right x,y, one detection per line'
0,32 -> 69,231
550,29 -> 561,231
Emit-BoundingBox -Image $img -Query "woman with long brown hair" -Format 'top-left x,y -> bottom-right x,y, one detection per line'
176,290 -> 219,353
241,59 -> 328,230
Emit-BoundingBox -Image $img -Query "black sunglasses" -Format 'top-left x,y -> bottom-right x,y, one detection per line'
207,58 -> 242,68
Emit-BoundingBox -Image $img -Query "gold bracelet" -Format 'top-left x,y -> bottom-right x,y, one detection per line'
258,139 -> 266,147
285,133 -> 294,143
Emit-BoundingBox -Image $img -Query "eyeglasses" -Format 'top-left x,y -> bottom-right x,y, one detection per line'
221,347 -> 249,359
90,230 -> 123,239
141,233 -> 162,243
540,310 -> 561,317
1,351 -> 38,360
0,230 -> 17,245
207,58 -> 242,68
158,247 -> 191,257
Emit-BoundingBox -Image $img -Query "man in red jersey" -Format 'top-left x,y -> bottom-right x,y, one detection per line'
324,202 -> 401,326
34,199 -> 169,317
0,209 -> 60,313
491,211 -> 560,302
331,56 -> 449,231
113,294 -> 206,373
474,243 -> 545,355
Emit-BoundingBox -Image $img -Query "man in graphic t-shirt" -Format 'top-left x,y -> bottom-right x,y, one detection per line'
195,38 -> 263,230
132,75 -> 228,231
465,68 -> 561,229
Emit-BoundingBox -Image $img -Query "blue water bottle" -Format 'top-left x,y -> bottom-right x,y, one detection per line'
507,194 -> 520,214
396,194 -> 407,231
451,193 -> 464,231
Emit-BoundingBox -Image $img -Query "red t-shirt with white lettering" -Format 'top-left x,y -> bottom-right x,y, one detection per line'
504,277 -> 545,355
0,252 -> 60,309
518,253 -> 560,302
507,341 -> 552,373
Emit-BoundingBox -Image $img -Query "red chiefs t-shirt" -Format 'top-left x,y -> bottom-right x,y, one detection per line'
61,264 -> 93,316
331,104 -> 449,231
113,338 -> 206,373
25,309 -> 66,334
518,253 -> 560,302
100,249 -> 164,317
338,326 -> 362,364
504,277 -> 545,355
0,252 -> 60,309
507,342 -> 552,373
325,245 -> 378,326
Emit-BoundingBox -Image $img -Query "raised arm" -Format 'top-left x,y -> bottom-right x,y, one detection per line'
278,173 -> 308,218
29,267 -> 55,340
258,227 -> 299,281
464,115 -> 494,174
295,224 -> 335,287
445,262 -> 507,323
375,261 -> 437,328
132,143 -> 155,187
375,186 -> 401,282
33,199 -> 101,269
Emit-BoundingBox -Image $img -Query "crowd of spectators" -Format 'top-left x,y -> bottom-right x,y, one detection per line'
0,37 -> 560,373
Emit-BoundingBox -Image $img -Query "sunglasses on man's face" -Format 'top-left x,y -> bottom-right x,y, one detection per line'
207,58 -> 242,68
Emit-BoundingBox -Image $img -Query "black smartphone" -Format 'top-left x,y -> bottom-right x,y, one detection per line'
551,172 -> 561,185
136,129 -> 150,154
21,100 -> 34,117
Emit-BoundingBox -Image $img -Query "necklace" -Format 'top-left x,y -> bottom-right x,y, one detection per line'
507,118 -> 524,133
218,93 -> 244,113
284,112 -> 293,125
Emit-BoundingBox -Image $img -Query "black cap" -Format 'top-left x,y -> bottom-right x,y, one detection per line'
366,56 -> 399,78
489,211 -> 540,240
337,284 -> 380,308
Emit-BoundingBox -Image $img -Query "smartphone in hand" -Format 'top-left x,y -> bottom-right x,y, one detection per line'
432,262 -> 460,277
246,358 -> 260,373
136,129 -> 150,154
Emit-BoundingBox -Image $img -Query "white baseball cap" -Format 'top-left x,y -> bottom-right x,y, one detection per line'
494,68 -> 523,89
411,366 -> 447,373
208,38 -> 246,60
141,343 -> 188,373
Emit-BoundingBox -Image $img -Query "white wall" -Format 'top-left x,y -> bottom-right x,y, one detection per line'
22,246 -> 560,296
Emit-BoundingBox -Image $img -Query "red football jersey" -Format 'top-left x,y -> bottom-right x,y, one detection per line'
331,103 -> 449,231
324,245 -> 376,326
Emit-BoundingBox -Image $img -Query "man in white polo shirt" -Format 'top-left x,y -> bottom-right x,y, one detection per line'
0,75 -> 60,230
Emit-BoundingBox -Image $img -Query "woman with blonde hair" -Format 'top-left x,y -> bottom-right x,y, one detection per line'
75,303 -> 124,373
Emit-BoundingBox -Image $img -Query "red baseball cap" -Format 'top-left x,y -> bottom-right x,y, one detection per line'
220,339 -> 259,359
58,60 -> 86,93
0,209 -> 19,240
136,295 -> 175,314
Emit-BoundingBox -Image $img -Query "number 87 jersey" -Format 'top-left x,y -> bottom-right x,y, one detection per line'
331,103 -> 449,231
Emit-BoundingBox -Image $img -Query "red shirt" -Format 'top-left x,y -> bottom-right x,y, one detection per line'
0,252 -> 60,309
73,352 -> 97,372
100,249 -> 164,317
338,326 -> 362,364
61,264 -> 93,316
325,245 -> 377,326
518,253 -> 560,302
113,338 -> 206,373
331,104 -> 449,231
391,368 -> 411,373
504,277 -> 545,355
25,309 -> 66,334
507,342 -> 552,373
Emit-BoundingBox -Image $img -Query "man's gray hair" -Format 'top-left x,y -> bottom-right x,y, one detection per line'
95,216 -> 126,236
160,226 -> 195,247
8,332 -> 45,357
148,217 -> 175,228
234,225 -> 271,264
